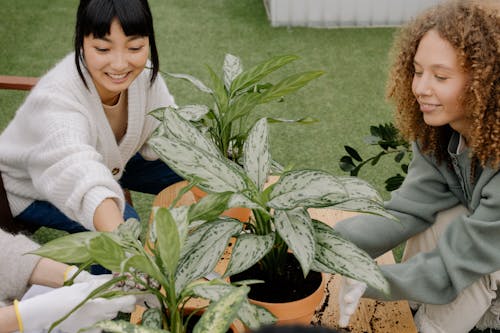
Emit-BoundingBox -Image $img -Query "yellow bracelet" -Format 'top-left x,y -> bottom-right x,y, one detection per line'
13,299 -> 24,333
63,265 -> 77,282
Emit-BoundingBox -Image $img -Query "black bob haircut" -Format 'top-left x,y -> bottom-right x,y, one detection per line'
74,0 -> 159,87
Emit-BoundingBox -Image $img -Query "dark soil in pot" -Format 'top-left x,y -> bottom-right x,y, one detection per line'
231,253 -> 322,303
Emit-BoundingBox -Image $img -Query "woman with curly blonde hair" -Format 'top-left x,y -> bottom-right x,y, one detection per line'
335,1 -> 500,332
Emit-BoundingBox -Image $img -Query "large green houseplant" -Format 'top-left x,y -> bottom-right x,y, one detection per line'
31,201 -> 276,332
163,53 -> 323,163
149,108 -> 393,305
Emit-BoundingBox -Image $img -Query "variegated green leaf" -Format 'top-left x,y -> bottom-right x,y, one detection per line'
114,218 -> 141,241
311,220 -> 389,294
193,285 -> 249,333
166,72 -> 213,94
268,170 -> 349,209
223,53 -> 243,91
274,208 -> 315,277
230,55 -> 298,94
260,71 -> 324,103
176,104 -> 210,122
331,199 -> 397,220
191,283 -> 276,329
149,136 -> 248,194
156,107 -> 220,157
223,92 -> 261,124
224,233 -> 274,277
88,320 -> 168,333
227,193 -> 261,210
88,234 -> 126,272
337,176 -> 383,203
155,208 -> 180,277
243,118 -> 271,190
267,116 -> 318,124
188,192 -> 233,222
175,220 -> 242,293
30,232 -> 99,263
207,65 -> 229,114
122,255 -> 167,288
148,107 -> 166,121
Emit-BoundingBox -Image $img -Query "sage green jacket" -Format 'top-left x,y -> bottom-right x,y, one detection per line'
335,132 -> 500,304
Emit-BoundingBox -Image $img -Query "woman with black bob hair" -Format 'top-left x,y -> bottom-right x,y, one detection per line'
0,0 -> 182,235
74,0 -> 159,86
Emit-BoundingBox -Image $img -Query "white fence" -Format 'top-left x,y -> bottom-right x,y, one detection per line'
264,0 -> 443,28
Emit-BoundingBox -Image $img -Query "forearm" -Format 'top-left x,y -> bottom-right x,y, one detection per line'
0,306 -> 19,333
29,258 -> 68,288
93,198 -> 124,232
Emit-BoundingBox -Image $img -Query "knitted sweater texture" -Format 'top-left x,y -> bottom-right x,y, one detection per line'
0,53 -> 175,230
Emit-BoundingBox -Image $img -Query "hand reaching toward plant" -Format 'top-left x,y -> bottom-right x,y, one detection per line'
338,276 -> 367,328
16,279 -> 136,333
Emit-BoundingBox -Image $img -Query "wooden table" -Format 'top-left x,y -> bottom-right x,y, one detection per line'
134,181 -> 417,332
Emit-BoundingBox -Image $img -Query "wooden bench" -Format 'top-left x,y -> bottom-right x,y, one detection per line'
0,75 -> 133,234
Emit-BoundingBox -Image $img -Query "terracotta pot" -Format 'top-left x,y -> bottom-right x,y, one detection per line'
191,186 -> 251,222
248,273 -> 326,326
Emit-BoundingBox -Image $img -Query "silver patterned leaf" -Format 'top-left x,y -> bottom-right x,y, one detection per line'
175,220 -> 242,294
192,284 -> 276,329
268,169 -> 349,209
176,104 -> 210,122
158,108 -> 220,157
167,72 -> 213,94
89,320 -> 168,332
149,136 -> 248,193
274,208 -> 315,276
311,220 -> 389,294
223,233 -> 275,277
243,118 -> 271,191
223,53 -> 243,91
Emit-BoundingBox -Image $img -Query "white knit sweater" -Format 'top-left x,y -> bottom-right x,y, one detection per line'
0,53 -> 175,230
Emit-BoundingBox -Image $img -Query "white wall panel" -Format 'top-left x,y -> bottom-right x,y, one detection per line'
263,0 -> 443,28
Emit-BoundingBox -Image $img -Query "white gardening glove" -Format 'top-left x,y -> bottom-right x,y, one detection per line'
338,276 -> 367,328
17,279 -> 136,333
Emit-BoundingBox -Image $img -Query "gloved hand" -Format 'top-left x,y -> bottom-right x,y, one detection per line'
338,276 -> 367,328
17,279 -> 136,333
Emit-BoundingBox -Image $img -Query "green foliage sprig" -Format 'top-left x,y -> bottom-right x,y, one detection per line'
339,123 -> 411,191
162,53 -> 324,163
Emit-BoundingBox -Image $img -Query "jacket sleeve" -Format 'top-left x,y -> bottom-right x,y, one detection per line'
335,142 -> 486,304
0,230 -> 40,304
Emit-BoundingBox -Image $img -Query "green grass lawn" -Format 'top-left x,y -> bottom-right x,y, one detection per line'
0,0 -> 405,257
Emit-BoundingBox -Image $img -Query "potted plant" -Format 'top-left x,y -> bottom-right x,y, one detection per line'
148,108 -> 394,324
31,198 -> 276,332
161,53 -> 324,164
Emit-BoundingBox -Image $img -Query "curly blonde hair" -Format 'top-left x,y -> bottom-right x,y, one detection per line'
386,0 -> 500,169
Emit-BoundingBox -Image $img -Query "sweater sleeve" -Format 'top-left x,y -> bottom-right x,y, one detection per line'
335,142 -> 477,304
0,230 -> 40,304
365,171 -> 500,304
139,74 -> 176,161
9,93 -> 123,230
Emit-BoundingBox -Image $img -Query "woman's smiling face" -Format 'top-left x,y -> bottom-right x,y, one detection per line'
83,18 -> 149,105
412,29 -> 469,138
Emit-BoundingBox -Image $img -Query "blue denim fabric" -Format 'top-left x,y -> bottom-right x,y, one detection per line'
16,153 -> 182,233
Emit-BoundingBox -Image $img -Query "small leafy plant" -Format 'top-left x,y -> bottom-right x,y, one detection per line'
163,53 -> 323,163
31,203 -> 276,332
339,123 -> 411,191
149,108 -> 393,295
